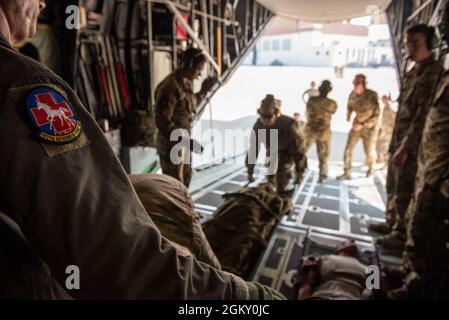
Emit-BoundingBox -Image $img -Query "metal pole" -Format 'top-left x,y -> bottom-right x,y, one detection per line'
147,0 -> 155,110
208,102 -> 215,159
200,0 -> 210,52
216,25 -> 222,74
407,0 -> 434,23
164,0 -> 221,75
149,0 -> 238,25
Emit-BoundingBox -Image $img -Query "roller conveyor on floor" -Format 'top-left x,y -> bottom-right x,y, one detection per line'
192,161 -> 400,296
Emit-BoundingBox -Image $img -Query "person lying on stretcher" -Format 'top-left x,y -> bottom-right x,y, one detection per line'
296,240 -> 384,300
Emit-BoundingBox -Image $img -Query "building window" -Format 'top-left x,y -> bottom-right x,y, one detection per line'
263,41 -> 270,51
282,39 -> 291,51
272,40 -> 280,51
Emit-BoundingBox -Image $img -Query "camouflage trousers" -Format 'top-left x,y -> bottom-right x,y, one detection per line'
402,186 -> 449,299
390,157 -> 419,236
267,158 -> 294,194
157,141 -> 192,188
343,126 -> 376,173
385,164 -> 397,229
304,128 -> 331,178
376,128 -> 393,164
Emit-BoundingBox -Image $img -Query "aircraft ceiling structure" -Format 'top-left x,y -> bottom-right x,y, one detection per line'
255,0 -> 392,22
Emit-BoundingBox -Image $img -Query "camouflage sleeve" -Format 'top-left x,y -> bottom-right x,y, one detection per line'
402,73 -> 446,153
423,79 -> 449,185
388,119 -> 400,154
347,93 -> 354,120
363,93 -> 380,128
331,100 -> 338,114
401,106 -> 428,153
246,122 -> 261,177
154,86 -> 179,140
192,221 -> 222,270
246,282 -> 287,300
291,121 -> 308,177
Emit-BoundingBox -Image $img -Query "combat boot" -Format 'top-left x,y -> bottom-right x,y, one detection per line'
376,231 -> 405,252
337,171 -> 351,180
368,221 -> 390,234
318,175 -> 328,183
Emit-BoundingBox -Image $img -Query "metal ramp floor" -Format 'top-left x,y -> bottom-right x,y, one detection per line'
192,161 -> 399,299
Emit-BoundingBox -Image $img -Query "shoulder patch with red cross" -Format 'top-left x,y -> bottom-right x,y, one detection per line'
25,87 -> 82,144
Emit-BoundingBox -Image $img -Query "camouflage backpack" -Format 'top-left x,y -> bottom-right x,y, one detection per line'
202,183 -> 292,278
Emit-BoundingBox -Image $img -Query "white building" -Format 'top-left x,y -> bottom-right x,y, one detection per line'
246,20 -> 394,67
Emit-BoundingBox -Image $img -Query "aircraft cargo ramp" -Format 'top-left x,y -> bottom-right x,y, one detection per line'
192,160 -> 400,299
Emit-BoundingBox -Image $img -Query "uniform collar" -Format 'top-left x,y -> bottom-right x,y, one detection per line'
413,55 -> 436,73
0,32 -> 13,49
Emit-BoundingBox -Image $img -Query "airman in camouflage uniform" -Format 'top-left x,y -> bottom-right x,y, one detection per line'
390,71 -> 449,299
339,74 -> 380,179
369,96 -> 397,234
304,80 -> 338,182
293,112 -> 306,134
376,95 -> 397,165
154,48 -> 216,187
376,25 -> 444,249
246,95 -> 307,194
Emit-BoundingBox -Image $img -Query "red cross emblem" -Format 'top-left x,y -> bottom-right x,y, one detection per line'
30,92 -> 76,136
